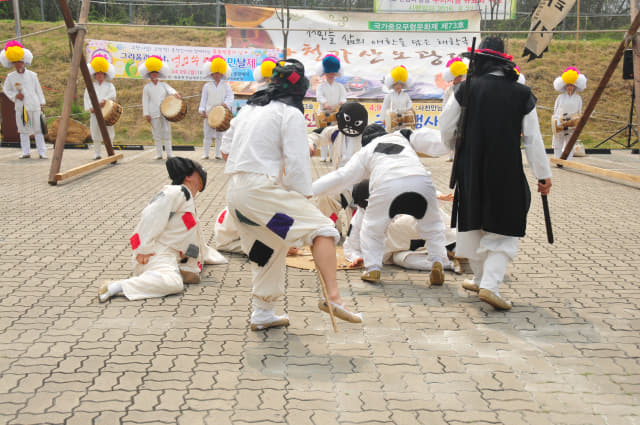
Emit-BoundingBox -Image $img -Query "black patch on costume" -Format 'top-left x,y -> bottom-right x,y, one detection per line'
235,209 -> 260,226
169,211 -> 175,220
399,128 -> 413,141
340,194 -> 349,209
312,128 -> 324,134
185,243 -> 199,258
347,224 -> 352,237
374,143 -> 405,155
180,257 -> 188,264
352,180 -> 370,209
388,192 -> 428,219
149,191 -> 165,204
248,240 -> 274,267
181,186 -> 191,201
410,239 -> 426,251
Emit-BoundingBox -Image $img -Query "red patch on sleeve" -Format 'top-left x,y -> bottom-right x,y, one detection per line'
352,209 -> 357,217
329,213 -> 338,223
130,233 -> 141,250
182,212 -> 197,230
197,261 -> 202,271
218,209 -> 227,224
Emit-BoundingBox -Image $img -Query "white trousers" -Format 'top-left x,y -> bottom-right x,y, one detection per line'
320,144 -> 332,160
115,252 -> 183,300
213,208 -> 243,254
90,114 -> 115,156
552,132 -> 575,160
16,109 -> 46,156
19,133 -> 46,156
361,175 -> 447,270
455,230 -> 519,294
202,120 -> 225,158
150,117 -> 172,157
227,173 -> 339,311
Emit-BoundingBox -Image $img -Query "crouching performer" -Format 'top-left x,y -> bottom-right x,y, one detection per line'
313,124 -> 448,285
99,157 -> 227,302
224,59 -> 362,331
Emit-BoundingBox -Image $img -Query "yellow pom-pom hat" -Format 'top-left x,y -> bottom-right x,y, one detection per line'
138,55 -> 171,79
87,55 -> 115,80
443,57 -> 467,83
384,65 -> 414,89
514,65 -> 526,85
0,41 -> 33,68
553,67 -> 587,93
202,55 -> 231,79
253,58 -> 277,83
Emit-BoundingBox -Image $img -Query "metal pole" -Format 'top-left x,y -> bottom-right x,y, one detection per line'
216,0 -> 220,27
12,0 -> 22,42
40,0 -> 45,21
129,1 -> 133,25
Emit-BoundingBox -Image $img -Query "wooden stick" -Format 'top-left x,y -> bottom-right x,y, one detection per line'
561,12 -> 640,159
550,157 -> 640,184
55,154 -> 123,182
315,265 -> 338,333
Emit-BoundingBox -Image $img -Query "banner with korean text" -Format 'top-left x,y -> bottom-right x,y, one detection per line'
374,0 -> 516,20
225,5 -> 480,99
523,0 -> 577,61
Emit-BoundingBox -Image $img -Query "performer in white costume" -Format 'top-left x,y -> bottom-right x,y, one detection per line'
1,41 -> 47,159
140,55 -> 181,160
441,57 -> 467,162
308,102 -> 368,233
214,207 -> 243,254
84,55 -> 117,160
99,157 -> 227,302
225,59 -> 362,330
439,36 -> 552,310
380,65 -> 413,129
313,124 -> 448,285
552,67 -> 587,160
316,54 -> 347,161
199,55 -> 234,159
253,57 -> 278,91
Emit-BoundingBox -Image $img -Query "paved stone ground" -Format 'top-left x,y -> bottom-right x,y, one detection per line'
0,145 -> 639,425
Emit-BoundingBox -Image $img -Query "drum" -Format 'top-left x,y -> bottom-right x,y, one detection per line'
101,100 -> 122,126
553,114 -> 581,134
316,110 -> 337,128
386,110 -> 416,132
207,105 -> 233,131
161,95 -> 187,122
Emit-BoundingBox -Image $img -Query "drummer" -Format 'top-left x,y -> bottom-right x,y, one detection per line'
140,55 -> 181,160
380,65 -> 413,131
84,55 -> 117,160
199,55 -> 234,160
316,54 -> 347,162
552,67 -> 587,160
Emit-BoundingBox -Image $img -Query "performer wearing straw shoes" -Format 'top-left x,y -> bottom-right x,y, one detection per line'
552,67 -> 587,160
439,36 -> 552,310
84,55 -> 117,160
316,54 -> 347,161
199,55 -> 234,160
224,59 -> 362,331
98,157 -> 227,303
140,55 -> 181,160
1,41 -> 47,159
380,65 -> 413,130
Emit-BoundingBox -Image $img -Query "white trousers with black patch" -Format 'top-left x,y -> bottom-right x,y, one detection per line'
227,173 -> 340,311
361,175 -> 447,271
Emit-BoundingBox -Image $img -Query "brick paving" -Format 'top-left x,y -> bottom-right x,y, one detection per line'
0,145 -> 639,425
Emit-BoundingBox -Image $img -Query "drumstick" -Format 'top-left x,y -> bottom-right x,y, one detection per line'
315,264 -> 338,333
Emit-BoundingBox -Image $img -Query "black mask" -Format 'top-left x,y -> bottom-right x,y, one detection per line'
337,102 -> 368,137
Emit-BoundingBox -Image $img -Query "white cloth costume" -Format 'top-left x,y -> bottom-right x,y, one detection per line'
552,92 -> 582,160
439,71 -> 552,294
214,207 -> 243,254
84,81 -> 116,157
316,81 -> 347,161
142,81 -> 177,158
313,132 -> 448,271
198,81 -> 234,159
112,184 -> 227,300
225,102 -> 339,311
3,69 -> 46,157
380,91 -> 412,124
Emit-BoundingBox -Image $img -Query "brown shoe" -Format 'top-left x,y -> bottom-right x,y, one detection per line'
461,279 -> 479,292
98,283 -> 110,303
250,317 -> 290,331
429,261 -> 444,286
478,289 -> 512,310
361,269 -> 381,283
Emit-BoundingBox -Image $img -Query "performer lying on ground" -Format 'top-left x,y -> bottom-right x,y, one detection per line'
439,36 -> 552,310
99,157 -> 227,302
312,124 -> 448,285
224,59 -> 362,330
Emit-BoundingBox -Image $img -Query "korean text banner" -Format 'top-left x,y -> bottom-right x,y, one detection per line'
523,0 -> 576,61
85,39 -> 283,84
225,5 -> 480,99
374,0 -> 515,20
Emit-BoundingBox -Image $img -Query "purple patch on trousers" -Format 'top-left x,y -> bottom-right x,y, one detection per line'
266,213 -> 295,240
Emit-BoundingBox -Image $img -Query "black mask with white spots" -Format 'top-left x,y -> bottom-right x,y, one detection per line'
337,102 -> 368,137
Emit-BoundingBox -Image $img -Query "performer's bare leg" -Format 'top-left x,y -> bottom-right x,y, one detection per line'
311,236 -> 342,305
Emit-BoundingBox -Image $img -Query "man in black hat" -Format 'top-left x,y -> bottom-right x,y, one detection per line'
98,157 -> 226,302
439,36 -> 552,310
224,59 -> 362,330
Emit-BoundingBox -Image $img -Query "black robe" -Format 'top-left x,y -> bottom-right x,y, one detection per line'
452,74 -> 537,237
